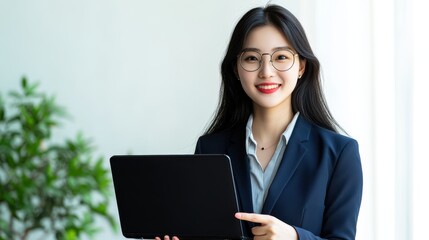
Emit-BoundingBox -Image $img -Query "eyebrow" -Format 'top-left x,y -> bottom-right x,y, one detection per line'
241,46 -> 295,52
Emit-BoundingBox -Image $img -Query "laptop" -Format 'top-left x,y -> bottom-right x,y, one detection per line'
110,154 -> 249,240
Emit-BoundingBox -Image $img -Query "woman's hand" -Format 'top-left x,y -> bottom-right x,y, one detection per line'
235,212 -> 298,240
154,235 -> 179,240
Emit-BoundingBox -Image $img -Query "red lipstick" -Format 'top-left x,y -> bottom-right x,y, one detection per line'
256,83 -> 281,94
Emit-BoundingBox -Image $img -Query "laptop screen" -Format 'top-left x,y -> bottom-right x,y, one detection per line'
110,154 -> 247,239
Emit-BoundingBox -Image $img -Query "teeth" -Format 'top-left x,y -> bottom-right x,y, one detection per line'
258,84 -> 279,90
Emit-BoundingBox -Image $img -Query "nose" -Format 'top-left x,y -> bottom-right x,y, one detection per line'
258,54 -> 275,79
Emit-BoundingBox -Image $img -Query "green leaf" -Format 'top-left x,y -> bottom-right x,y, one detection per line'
23,80 -> 40,97
8,90 -> 21,100
65,229 -> 77,240
21,76 -> 27,89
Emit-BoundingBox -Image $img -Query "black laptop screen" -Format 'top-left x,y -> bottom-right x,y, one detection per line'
110,154 -> 246,239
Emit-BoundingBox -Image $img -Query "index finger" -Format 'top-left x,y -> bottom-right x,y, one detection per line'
235,212 -> 273,224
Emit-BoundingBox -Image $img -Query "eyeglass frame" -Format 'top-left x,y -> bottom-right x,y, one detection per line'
237,48 -> 299,72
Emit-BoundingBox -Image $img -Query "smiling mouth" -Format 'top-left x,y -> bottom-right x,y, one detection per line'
257,84 -> 281,90
256,83 -> 281,94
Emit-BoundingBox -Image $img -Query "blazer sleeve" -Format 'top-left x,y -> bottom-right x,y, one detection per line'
294,139 -> 363,240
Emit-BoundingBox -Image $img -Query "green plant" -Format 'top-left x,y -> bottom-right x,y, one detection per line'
0,77 -> 116,240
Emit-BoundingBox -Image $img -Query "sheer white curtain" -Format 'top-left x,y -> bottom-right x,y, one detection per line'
292,0 -> 428,239
371,0 -> 429,239
411,0 -> 429,239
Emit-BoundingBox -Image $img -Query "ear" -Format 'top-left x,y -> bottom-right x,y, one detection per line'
298,58 -> 306,78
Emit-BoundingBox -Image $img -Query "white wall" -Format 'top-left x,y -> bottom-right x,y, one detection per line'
0,0 -> 267,156
2,0 -> 426,240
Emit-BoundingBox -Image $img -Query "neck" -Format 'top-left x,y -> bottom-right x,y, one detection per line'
251,106 -> 294,144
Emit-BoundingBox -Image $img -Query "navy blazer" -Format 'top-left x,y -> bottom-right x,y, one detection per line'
195,115 -> 363,240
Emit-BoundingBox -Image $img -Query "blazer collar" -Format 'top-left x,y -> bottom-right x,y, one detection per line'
261,115 -> 312,214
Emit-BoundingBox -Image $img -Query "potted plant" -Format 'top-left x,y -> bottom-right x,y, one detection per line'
0,77 -> 116,240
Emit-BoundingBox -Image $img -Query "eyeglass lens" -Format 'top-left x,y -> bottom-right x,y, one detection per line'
239,50 -> 296,72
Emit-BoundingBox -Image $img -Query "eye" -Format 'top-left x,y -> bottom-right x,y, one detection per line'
244,56 -> 259,62
241,51 -> 261,62
276,55 -> 289,60
273,50 -> 295,63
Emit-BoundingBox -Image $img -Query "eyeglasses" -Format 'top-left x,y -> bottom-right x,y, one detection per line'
238,49 -> 298,72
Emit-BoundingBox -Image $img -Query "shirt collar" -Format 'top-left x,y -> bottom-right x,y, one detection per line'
245,112 -> 300,147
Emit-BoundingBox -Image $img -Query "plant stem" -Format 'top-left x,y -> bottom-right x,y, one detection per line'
8,213 -> 14,238
21,228 -> 29,240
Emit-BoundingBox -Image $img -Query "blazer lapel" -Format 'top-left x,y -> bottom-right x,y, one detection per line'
261,116 -> 311,214
227,128 -> 254,214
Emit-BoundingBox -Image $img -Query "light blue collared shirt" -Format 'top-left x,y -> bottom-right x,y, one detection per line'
245,112 -> 300,214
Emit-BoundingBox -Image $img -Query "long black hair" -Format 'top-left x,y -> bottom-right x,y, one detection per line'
205,5 -> 343,134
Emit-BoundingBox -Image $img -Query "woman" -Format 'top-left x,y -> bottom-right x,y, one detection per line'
158,4 -> 363,240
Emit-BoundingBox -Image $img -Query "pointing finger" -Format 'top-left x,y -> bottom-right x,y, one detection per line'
235,212 -> 273,224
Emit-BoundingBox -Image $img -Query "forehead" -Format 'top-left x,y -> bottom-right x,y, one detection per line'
242,25 -> 292,51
